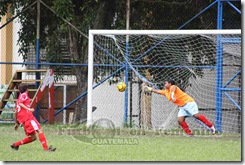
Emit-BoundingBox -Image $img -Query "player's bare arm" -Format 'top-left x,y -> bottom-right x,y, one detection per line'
19,102 -> 34,112
171,85 -> 177,101
14,111 -> 19,130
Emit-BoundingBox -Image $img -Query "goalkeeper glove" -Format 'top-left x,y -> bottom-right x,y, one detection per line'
146,86 -> 152,92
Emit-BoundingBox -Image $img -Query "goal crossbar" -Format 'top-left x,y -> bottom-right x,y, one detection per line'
87,29 -> 241,128
89,29 -> 241,35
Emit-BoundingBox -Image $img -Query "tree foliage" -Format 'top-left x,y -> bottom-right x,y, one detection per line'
0,0 -> 241,123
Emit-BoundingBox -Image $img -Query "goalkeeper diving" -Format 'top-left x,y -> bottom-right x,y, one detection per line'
145,79 -> 216,136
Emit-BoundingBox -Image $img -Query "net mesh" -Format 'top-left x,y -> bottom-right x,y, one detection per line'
91,32 -> 241,133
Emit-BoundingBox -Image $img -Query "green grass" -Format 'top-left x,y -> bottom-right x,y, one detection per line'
0,124 -> 241,161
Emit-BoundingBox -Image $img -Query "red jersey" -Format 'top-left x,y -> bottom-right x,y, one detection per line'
15,92 -> 33,124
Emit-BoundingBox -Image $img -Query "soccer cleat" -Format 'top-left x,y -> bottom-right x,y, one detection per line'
45,145 -> 56,151
183,133 -> 194,138
183,131 -> 194,137
210,125 -> 216,134
11,144 -> 19,151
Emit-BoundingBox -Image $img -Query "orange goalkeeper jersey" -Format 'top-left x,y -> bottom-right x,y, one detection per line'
158,85 -> 194,107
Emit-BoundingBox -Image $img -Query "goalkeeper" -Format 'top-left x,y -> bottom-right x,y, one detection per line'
146,79 -> 216,136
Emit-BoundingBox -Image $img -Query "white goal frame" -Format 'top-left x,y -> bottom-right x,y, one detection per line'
87,29 -> 241,127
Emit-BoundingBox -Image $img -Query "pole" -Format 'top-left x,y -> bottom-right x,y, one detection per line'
36,0 -> 40,72
215,0 -> 223,132
87,32 -> 94,127
124,0 -> 130,127
34,0 -> 41,121
48,69 -> 55,124
126,0 -> 130,31
63,85 -> 67,124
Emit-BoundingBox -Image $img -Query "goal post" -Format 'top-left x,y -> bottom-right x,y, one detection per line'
87,29 -> 241,133
87,32 -> 94,126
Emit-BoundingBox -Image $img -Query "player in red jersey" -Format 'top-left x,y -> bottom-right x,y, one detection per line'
11,83 -> 56,151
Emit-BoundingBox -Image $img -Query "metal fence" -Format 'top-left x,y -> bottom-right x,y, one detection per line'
0,0 -> 241,129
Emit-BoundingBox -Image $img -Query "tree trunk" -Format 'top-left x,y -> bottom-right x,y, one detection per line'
141,92 -> 152,129
140,69 -> 152,129
92,0 -> 112,29
71,0 -> 115,124
67,26 -> 88,124
73,65 -> 88,123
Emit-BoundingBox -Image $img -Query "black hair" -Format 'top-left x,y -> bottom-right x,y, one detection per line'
166,79 -> 176,85
18,83 -> 28,93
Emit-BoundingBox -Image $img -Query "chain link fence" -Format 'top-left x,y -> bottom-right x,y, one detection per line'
0,0 -> 241,128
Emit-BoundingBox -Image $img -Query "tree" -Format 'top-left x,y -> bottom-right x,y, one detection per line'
50,0 -> 117,123
0,0 -> 240,126
0,0 -> 118,123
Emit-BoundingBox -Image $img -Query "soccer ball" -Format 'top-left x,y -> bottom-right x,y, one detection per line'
117,82 -> 126,92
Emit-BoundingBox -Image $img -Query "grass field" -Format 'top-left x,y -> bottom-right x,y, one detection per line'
0,124 -> 241,161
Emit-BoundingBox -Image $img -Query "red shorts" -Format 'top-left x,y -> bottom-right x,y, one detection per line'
23,117 -> 41,136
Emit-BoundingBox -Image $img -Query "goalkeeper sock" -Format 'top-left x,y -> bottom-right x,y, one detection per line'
38,133 -> 48,150
179,121 -> 192,135
198,114 -> 213,128
15,137 -> 33,146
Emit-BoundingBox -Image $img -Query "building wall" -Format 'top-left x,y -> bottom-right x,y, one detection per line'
0,9 -> 26,86
0,9 -> 13,85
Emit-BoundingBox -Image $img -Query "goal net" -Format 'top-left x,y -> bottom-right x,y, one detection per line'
87,30 -> 241,134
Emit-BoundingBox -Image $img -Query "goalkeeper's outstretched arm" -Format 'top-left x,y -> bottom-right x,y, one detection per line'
145,86 -> 162,95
